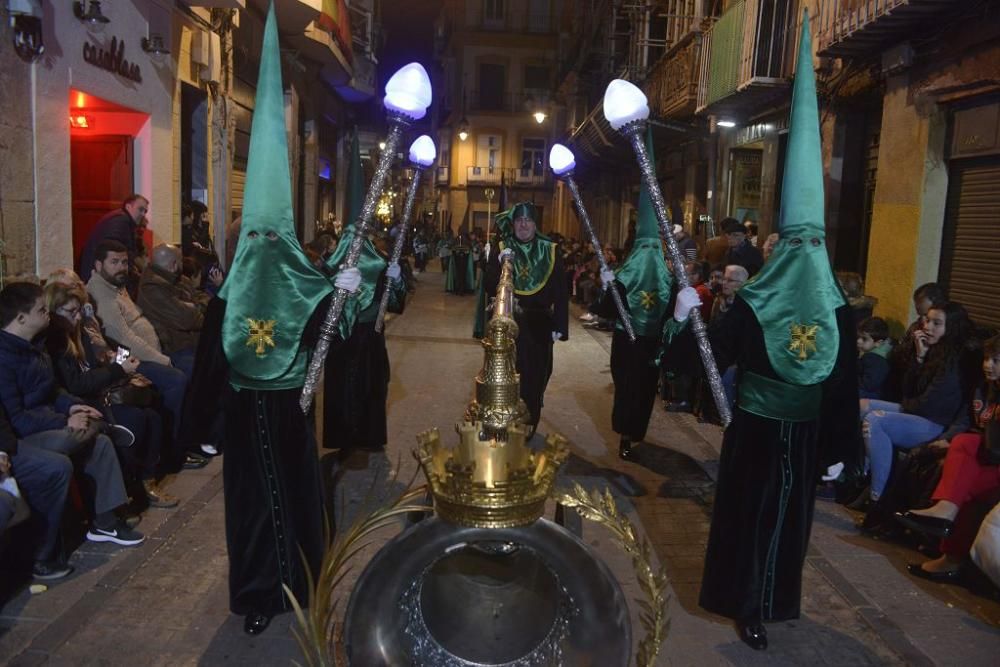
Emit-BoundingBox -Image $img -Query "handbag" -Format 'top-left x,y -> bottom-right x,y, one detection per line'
104,376 -> 157,408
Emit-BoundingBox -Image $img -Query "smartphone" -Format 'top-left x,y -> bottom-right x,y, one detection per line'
115,346 -> 131,365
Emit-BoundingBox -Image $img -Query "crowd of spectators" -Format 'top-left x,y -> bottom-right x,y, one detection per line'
0,195 -> 222,582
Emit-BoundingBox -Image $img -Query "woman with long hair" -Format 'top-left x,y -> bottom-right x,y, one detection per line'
43,282 -> 178,508
860,302 -> 974,502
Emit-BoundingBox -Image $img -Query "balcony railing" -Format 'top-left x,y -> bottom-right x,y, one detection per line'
466,166 -> 549,187
436,166 -> 450,184
696,0 -> 797,116
816,0 -> 962,58
644,22 -> 712,120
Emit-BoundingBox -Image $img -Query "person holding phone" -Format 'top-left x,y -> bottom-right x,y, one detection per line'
859,302 -> 974,502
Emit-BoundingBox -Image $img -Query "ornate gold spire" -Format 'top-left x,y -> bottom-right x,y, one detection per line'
416,256 -> 568,528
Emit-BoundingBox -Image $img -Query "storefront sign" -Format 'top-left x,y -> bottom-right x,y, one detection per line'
83,36 -> 142,84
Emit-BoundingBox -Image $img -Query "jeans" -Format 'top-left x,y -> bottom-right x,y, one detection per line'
138,361 -> 188,442
6,444 -> 73,561
168,348 -> 196,383
861,400 -> 946,498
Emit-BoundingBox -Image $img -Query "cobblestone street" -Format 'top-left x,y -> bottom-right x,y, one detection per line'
2,269 -> 999,665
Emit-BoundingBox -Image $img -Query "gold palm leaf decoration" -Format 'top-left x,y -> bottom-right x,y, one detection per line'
284,468 -> 432,667
554,482 -> 671,667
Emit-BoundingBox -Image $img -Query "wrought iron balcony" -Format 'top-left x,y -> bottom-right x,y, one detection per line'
466,166 -> 549,187
815,0 -> 961,58
695,0 -> 797,117
644,22 -> 712,120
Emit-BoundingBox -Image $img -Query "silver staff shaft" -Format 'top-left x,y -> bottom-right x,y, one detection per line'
374,162 -> 426,333
620,121 -> 731,427
562,173 -> 636,343
300,115 -> 409,413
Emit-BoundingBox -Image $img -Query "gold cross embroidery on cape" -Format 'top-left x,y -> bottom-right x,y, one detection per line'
788,323 -> 819,361
246,318 -> 277,357
638,290 -> 658,311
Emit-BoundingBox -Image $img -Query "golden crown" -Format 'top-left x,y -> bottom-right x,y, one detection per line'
415,255 -> 567,528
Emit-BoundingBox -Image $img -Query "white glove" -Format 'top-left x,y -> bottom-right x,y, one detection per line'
552,331 -> 562,342
386,262 -> 401,281
334,266 -> 362,293
499,247 -> 513,260
600,269 -> 616,289
673,286 -> 702,322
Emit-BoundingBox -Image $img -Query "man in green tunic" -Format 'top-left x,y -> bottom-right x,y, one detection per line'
476,203 -> 568,437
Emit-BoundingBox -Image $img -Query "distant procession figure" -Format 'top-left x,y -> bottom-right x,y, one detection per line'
475,202 -> 568,437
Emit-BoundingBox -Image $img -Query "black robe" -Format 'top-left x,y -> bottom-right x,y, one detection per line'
188,298 -> 326,616
594,283 -> 663,442
323,271 -> 405,452
483,245 -> 568,427
698,297 -> 859,623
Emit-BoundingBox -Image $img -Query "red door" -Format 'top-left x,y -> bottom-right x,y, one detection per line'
70,135 -> 133,269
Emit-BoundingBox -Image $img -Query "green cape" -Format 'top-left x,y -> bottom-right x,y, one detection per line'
494,202 -> 557,296
218,1 -> 334,390
737,11 -> 846,386
613,128 -> 673,337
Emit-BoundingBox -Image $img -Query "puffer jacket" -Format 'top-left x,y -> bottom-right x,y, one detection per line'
0,330 -> 81,437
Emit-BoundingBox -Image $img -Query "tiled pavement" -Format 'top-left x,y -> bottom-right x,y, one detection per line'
1,268 -> 998,665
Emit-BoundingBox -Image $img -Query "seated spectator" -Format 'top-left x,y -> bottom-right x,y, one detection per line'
0,405 -> 74,580
860,302 -> 973,503
0,282 -> 144,547
45,282 -> 178,509
710,264 -> 748,322
896,335 -> 1000,581
178,258 -> 213,308
85,243 -> 204,467
137,244 -> 208,379
721,217 -> 764,277
857,316 -> 893,400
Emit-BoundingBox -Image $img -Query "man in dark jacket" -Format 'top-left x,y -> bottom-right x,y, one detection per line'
721,217 -> 764,277
0,282 -> 144,548
78,194 -> 148,285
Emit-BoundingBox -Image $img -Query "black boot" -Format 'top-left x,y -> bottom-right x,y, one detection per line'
618,437 -> 632,460
738,619 -> 767,650
244,612 -> 272,635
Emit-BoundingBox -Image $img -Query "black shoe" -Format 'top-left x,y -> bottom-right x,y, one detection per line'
183,453 -> 210,469
665,400 -> 691,413
86,520 -> 146,546
32,560 -> 73,581
619,437 -> 632,461
896,511 -> 954,539
907,562 -> 962,583
738,621 -> 767,650
244,612 -> 272,635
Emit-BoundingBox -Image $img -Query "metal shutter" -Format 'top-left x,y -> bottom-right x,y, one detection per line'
939,158 -> 1000,329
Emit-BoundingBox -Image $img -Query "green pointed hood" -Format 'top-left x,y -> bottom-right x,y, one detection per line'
737,11 -> 847,386
614,128 -> 672,337
494,201 -> 557,296
218,1 -> 335,390
324,128 -> 385,331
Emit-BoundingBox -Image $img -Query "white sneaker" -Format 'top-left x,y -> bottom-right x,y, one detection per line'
578,312 -> 596,322
200,443 -> 219,457
822,462 -> 844,482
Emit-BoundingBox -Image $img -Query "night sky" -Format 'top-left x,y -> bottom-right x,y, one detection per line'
377,2 -> 443,89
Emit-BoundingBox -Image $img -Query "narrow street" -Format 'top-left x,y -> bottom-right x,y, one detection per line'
1,268 -> 998,666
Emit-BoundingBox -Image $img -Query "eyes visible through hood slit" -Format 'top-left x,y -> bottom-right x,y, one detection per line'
246,230 -> 279,241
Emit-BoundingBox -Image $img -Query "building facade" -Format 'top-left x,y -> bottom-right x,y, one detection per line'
0,0 -> 371,280
433,0 -> 562,235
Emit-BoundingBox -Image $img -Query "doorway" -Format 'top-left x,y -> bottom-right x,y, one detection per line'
70,135 -> 133,269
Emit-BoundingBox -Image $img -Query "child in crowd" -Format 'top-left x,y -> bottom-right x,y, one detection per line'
857,316 -> 892,399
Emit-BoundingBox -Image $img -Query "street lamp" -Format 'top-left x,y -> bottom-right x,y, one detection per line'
458,117 -> 469,141
73,1 -> 110,33
533,110 -> 547,124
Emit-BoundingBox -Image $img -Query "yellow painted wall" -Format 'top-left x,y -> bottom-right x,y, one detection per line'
864,75 -> 948,334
